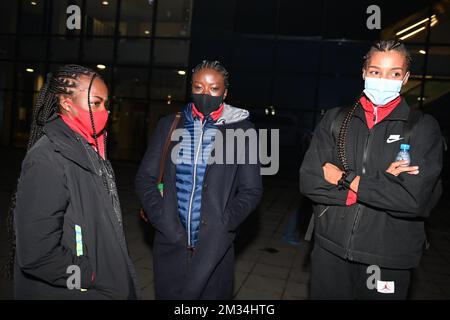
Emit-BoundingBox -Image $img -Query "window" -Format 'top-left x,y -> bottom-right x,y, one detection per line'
85,0 -> 118,36
117,38 -> 151,65
16,63 -> 45,92
0,36 -> 16,60
108,98 -> 147,160
150,68 -> 187,101
83,38 -> 114,63
153,39 -> 189,67
0,62 -> 15,90
115,67 -> 148,99
19,36 -> 47,60
156,0 -> 192,37
49,36 -> 80,61
19,0 -> 45,34
0,1 -> 17,34
119,0 -> 154,37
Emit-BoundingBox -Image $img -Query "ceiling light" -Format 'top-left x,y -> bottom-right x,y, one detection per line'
399,26 -> 426,41
419,50 -> 426,55
177,70 -> 186,75
102,1 -> 109,6
96,64 -> 106,70
396,14 -> 438,41
26,68 -> 34,73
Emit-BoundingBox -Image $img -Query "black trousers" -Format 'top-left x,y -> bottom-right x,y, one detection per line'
310,245 -> 412,300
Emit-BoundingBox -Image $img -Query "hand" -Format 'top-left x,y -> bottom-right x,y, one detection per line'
386,160 -> 419,177
139,208 -> 149,223
322,163 -> 344,185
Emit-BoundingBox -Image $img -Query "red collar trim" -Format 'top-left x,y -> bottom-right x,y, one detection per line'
191,103 -> 224,122
359,95 -> 401,129
58,113 -> 106,159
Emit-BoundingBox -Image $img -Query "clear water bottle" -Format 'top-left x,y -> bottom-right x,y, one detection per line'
395,144 -> 411,167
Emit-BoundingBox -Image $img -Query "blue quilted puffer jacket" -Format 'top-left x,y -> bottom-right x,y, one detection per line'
175,103 -> 220,248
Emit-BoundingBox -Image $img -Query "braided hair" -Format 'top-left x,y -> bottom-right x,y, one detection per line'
337,97 -> 361,172
363,40 -> 412,71
192,60 -> 230,88
337,40 -> 411,172
3,64 -> 102,280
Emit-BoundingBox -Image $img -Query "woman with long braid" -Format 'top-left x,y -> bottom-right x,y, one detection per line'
9,64 -> 139,299
300,40 -> 443,299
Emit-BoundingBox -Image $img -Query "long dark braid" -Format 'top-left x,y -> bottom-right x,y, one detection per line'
3,64 -> 100,280
87,74 -> 100,153
337,96 -> 362,172
86,73 -> 110,192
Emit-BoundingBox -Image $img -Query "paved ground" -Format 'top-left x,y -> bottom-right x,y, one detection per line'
1,147 -> 450,300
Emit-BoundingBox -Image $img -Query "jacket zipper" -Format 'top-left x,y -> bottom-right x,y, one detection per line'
346,128 -> 373,259
373,106 -> 378,124
187,120 -> 205,248
361,129 -> 373,175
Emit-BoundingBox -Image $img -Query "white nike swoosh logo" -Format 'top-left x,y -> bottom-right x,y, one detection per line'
386,137 -> 404,143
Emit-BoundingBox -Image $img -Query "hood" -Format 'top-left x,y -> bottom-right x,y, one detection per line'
214,103 -> 250,126
42,115 -> 99,173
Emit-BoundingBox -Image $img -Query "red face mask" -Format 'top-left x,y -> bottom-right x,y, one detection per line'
66,100 -> 109,136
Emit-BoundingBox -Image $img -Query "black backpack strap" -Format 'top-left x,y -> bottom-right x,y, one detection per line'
404,108 -> 423,144
331,105 -> 353,142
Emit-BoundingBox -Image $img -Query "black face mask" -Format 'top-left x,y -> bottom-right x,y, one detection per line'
192,93 -> 224,116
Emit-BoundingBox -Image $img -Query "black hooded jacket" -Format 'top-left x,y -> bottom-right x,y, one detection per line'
14,115 -> 139,299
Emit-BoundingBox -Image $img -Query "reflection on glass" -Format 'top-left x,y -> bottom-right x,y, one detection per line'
430,12 -> 450,43
117,38 -> 151,64
19,36 -> 47,60
50,37 -> 80,61
151,68 -> 187,101
108,99 -> 147,160
320,42 -> 367,75
0,62 -> 14,89
0,1 -> 17,33
427,46 -> 450,76
120,0 -> 154,37
16,63 -> 45,92
0,36 -> 16,60
83,39 -> 114,63
156,0 -> 192,37
154,39 -> 189,66
115,67 -> 148,98
406,45 -> 426,75
19,0 -> 44,34
230,72 -> 271,107
0,91 -> 13,145
13,91 -> 41,148
86,0 -> 118,36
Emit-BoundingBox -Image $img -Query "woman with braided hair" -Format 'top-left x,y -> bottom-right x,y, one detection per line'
9,64 -> 139,299
300,40 -> 443,299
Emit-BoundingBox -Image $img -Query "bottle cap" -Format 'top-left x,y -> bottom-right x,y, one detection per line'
400,144 -> 410,151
